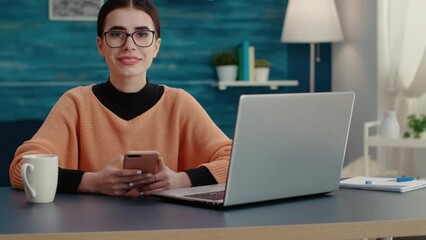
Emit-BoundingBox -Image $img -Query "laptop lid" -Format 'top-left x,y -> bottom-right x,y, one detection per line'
223,92 -> 355,206
153,92 -> 355,207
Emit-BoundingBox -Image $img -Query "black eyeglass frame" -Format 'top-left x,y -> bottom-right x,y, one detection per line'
103,30 -> 156,48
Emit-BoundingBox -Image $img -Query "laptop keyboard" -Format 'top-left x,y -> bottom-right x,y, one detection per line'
184,190 -> 225,201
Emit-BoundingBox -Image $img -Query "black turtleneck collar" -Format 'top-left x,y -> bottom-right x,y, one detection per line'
92,79 -> 164,121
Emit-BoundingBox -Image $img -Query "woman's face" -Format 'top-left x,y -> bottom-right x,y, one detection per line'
97,8 -> 161,81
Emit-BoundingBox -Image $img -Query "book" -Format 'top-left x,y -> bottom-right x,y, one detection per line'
238,47 -> 244,81
238,41 -> 250,81
339,176 -> 426,193
249,46 -> 255,82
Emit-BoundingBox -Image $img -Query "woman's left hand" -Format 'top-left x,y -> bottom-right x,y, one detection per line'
135,157 -> 191,195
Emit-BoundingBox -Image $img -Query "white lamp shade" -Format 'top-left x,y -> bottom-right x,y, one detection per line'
281,0 -> 344,43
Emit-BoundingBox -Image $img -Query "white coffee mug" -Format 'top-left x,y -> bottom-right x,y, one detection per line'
21,154 -> 58,203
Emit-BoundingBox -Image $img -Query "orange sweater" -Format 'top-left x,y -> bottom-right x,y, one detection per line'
9,85 -> 232,189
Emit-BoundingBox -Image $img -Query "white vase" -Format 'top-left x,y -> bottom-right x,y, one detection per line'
255,67 -> 270,82
216,65 -> 238,82
379,111 -> 400,138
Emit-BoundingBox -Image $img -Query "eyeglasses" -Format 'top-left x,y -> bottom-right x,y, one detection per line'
103,30 -> 156,48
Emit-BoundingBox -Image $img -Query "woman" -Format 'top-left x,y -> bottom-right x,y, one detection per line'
9,0 -> 232,197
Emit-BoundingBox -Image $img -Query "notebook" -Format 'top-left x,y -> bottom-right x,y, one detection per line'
340,176 -> 426,192
153,92 -> 355,207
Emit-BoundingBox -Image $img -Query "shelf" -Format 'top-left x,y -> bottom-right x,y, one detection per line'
366,136 -> 426,148
215,80 -> 299,90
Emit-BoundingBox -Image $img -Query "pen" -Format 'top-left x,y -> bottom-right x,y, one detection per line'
364,177 -> 415,185
395,176 -> 415,182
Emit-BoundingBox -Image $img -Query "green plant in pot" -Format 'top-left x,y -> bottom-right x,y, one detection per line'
403,114 -> 426,138
212,51 -> 238,82
212,51 -> 238,66
255,59 -> 271,68
254,59 -> 271,82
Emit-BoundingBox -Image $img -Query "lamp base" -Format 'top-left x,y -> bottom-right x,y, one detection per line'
309,43 -> 316,93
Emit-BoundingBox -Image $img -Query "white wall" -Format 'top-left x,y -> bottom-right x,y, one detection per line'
333,0 -> 378,165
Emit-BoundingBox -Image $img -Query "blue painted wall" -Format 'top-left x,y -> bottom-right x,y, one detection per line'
0,0 -> 332,137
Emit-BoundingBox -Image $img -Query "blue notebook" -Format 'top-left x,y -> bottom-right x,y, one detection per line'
340,176 -> 426,192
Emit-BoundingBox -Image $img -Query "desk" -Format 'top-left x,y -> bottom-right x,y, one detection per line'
1,187 -> 426,239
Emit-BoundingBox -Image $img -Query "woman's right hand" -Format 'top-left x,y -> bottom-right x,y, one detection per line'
77,155 -> 151,196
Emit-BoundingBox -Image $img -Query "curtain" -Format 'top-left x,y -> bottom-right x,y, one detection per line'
379,0 -> 426,175
384,0 -> 426,124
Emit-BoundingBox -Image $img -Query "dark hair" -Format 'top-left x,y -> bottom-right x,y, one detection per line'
97,0 -> 161,38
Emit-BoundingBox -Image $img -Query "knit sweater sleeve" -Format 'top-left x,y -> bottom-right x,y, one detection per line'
176,89 -> 232,184
9,89 -> 81,189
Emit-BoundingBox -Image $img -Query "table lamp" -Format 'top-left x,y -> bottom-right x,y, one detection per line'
281,0 -> 343,92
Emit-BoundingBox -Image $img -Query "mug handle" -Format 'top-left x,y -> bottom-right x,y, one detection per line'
21,163 -> 36,199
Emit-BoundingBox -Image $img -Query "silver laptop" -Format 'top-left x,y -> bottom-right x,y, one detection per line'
153,92 -> 355,207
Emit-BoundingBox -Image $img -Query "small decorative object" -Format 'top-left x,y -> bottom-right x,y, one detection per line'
403,114 -> 426,139
212,51 -> 238,82
254,59 -> 271,82
379,111 -> 400,139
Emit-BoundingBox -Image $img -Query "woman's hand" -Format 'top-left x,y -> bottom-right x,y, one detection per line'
78,155 -> 152,196
137,157 -> 191,196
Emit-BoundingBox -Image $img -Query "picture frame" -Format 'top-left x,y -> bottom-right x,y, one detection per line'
49,0 -> 104,21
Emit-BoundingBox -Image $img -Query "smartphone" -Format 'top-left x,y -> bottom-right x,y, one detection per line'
123,150 -> 158,173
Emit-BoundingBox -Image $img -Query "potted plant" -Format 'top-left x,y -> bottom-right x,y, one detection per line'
212,51 -> 238,82
403,114 -> 426,139
254,59 -> 271,82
